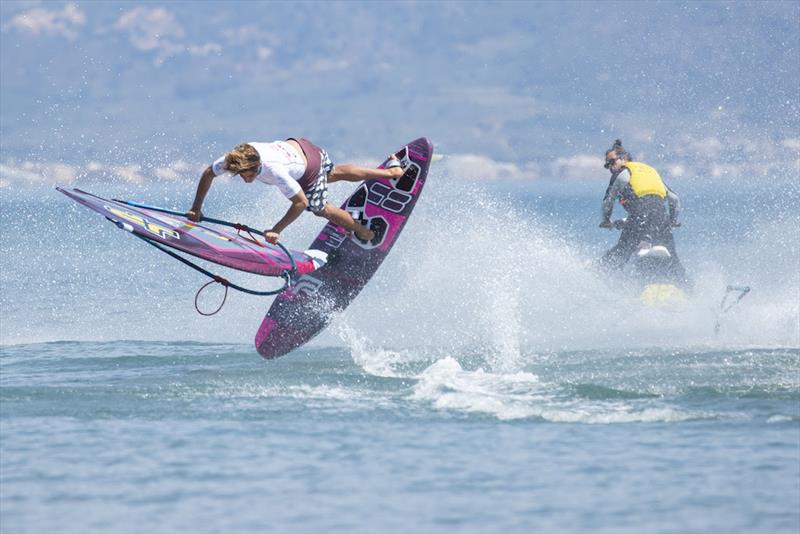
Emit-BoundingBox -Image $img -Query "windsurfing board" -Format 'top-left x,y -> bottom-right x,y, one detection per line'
57,188 -> 322,276
256,137 -> 434,359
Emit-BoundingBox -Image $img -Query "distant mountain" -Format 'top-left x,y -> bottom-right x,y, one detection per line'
1,1 -> 797,182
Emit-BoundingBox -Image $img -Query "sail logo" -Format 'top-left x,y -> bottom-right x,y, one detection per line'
105,206 -> 180,240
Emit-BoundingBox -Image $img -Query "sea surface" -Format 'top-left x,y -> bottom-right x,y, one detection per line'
2,170 -> 799,533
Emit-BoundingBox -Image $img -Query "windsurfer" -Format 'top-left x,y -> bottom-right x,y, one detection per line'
187,139 -> 404,243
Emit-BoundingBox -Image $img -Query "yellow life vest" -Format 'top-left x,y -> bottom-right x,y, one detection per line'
624,161 -> 667,198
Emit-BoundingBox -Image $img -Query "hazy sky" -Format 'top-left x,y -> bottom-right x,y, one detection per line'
1,1 -> 798,187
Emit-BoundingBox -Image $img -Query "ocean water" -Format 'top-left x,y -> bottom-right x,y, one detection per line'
1,169 -> 799,533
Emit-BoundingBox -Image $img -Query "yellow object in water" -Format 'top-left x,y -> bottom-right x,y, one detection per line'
640,283 -> 687,308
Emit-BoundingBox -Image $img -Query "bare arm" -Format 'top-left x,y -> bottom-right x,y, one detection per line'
187,166 -> 216,221
264,192 -> 309,244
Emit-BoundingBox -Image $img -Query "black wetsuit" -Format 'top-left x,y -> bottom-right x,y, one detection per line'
600,166 -> 689,287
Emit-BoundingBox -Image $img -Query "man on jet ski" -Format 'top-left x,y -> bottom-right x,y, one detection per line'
598,139 -> 688,286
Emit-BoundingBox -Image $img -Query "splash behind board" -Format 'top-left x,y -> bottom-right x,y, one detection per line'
256,137 -> 434,358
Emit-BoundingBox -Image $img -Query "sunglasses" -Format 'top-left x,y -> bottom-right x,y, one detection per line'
604,156 -> 618,169
238,164 -> 262,176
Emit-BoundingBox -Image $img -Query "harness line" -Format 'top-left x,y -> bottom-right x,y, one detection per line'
106,201 -> 298,315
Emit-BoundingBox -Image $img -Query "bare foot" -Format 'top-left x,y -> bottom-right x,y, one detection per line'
354,223 -> 375,242
385,154 -> 404,178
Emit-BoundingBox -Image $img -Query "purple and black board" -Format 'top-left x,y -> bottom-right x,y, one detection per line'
256,137 -> 434,359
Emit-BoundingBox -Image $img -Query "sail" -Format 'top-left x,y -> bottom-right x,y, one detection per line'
57,188 -> 321,277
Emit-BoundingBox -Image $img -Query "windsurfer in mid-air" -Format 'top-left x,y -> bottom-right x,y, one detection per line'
187,138 -> 403,243
598,139 -> 689,287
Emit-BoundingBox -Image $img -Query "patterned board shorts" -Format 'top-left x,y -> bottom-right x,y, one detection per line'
305,148 -> 334,213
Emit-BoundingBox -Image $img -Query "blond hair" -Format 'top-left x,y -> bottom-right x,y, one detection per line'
225,143 -> 260,174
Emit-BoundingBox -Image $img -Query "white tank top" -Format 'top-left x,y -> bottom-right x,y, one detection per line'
211,141 -> 307,199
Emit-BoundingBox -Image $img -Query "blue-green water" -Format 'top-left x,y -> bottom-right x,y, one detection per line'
2,175 -> 799,533
2,342 -> 798,533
